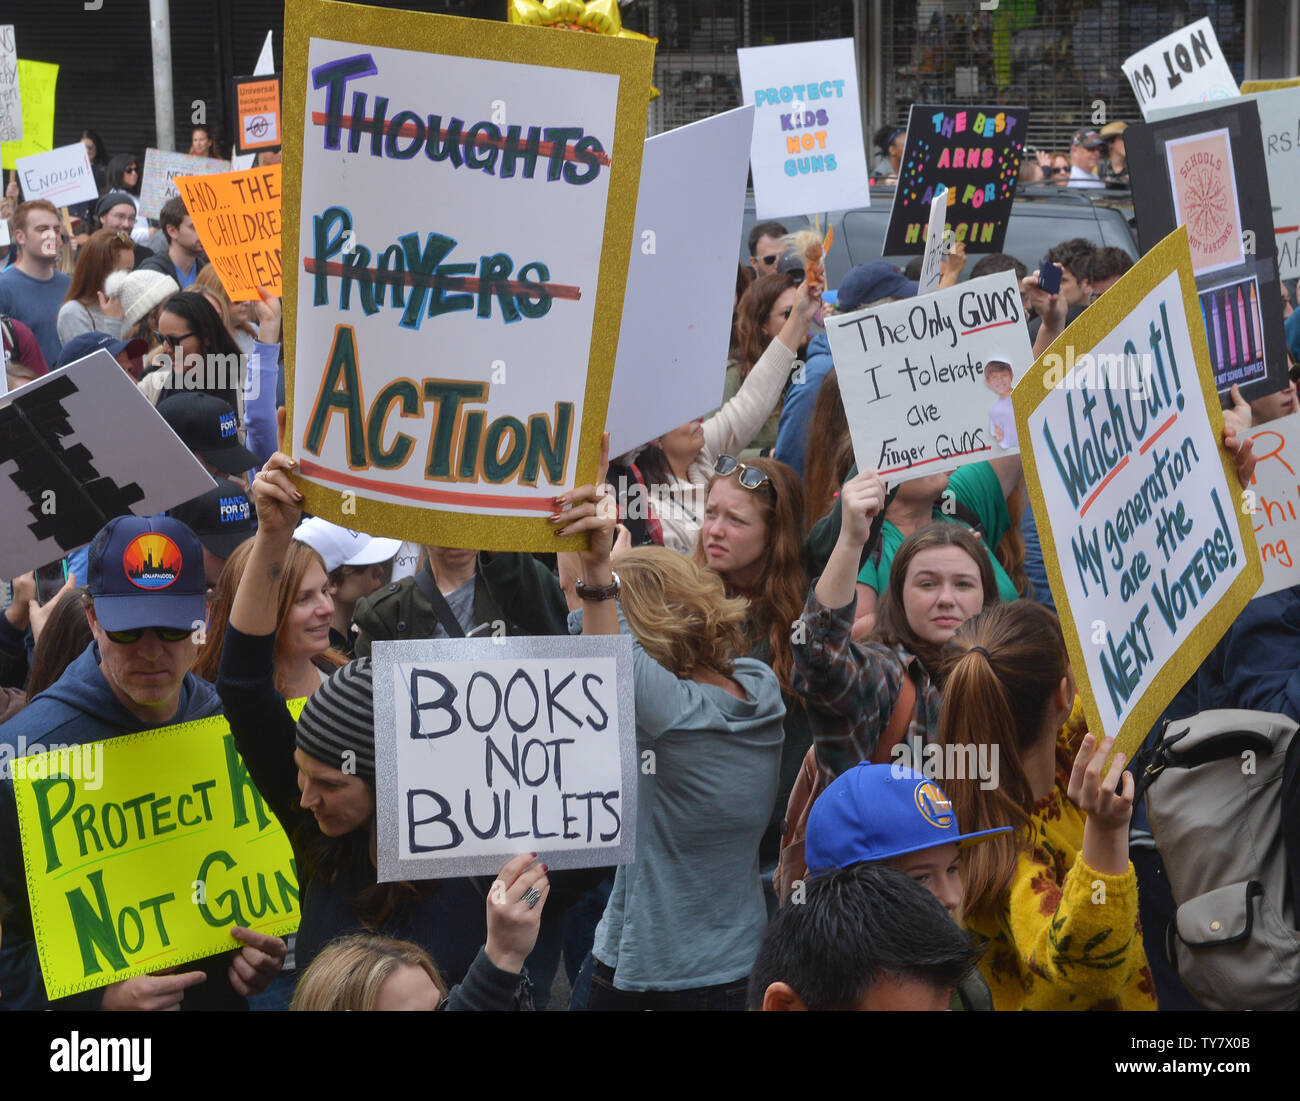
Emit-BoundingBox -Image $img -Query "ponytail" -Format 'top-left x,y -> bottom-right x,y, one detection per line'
936,601 -> 1069,917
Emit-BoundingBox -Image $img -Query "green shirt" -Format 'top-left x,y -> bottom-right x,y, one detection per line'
857,462 -> 1019,601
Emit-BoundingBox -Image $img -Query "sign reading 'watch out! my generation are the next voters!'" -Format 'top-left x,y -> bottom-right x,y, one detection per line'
282,0 -> 653,552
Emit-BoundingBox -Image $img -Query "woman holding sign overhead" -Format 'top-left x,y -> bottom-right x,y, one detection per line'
570,526 -> 785,1009
216,450 -> 618,999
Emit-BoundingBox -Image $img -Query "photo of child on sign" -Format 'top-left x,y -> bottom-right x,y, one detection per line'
984,359 -> 1016,449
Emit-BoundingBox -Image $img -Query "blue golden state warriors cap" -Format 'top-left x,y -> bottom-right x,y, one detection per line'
87,515 -> 207,632
805,764 -> 1010,875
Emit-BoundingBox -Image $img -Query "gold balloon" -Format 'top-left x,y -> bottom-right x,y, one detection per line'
508,0 -> 660,97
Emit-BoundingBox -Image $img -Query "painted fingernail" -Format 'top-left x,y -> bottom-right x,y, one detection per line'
542,863 -> 549,872
549,514 -> 564,523
530,852 -> 537,858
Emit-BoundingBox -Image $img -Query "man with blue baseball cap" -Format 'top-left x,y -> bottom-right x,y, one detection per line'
0,515 -> 285,1010
805,763 -> 1009,1010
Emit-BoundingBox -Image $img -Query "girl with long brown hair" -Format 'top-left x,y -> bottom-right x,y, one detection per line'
720,272 -> 804,457
801,368 -> 854,536
793,474 -> 999,784
56,227 -> 135,342
936,601 -> 1156,1011
691,455 -> 810,886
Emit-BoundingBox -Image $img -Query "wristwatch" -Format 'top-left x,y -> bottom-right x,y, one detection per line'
575,571 -> 621,602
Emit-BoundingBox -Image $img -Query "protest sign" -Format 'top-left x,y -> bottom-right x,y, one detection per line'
9,705 -> 303,999
234,75 -> 281,155
605,106 -> 753,457
371,636 -> 636,882
1014,227 -> 1261,760
825,269 -> 1032,482
139,148 -> 230,220
233,32 -> 276,172
736,38 -> 870,220
16,142 -> 97,207
176,164 -> 281,301
1241,78 -> 1300,93
916,185 -> 949,296
1152,87 -> 1300,280
282,0 -> 653,551
0,59 -> 56,169
1124,17 -> 1238,119
1128,101 -> 1289,405
883,103 -> 1028,256
1246,411 -> 1300,597
0,351 -> 215,577
0,25 -> 20,144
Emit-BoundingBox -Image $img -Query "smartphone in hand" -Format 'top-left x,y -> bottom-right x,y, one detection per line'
1038,259 -> 1062,296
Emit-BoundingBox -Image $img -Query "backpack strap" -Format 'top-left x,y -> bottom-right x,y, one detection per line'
871,662 -> 918,765
412,565 -> 467,638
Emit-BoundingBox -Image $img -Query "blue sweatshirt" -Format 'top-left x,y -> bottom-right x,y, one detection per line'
0,644 -> 228,1010
774,332 -> 833,477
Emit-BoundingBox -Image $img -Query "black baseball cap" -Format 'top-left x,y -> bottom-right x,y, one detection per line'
167,478 -> 257,558
87,515 -> 207,632
158,392 -> 260,475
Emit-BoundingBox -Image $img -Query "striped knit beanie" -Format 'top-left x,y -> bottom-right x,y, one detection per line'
296,658 -> 376,781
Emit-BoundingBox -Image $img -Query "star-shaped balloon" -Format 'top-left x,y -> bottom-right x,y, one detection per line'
509,0 -> 660,99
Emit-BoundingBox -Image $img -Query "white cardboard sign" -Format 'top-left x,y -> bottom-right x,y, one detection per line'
0,25 -> 20,144
917,185 -> 949,296
737,38 -> 870,219
139,148 -> 231,219
1246,410 -> 1300,597
1124,17 -> 1239,120
605,106 -> 753,456
15,143 -> 97,207
825,270 -> 1031,482
0,351 -> 216,575
371,636 -> 637,882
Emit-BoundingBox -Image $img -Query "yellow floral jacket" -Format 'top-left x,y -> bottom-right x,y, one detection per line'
964,703 -> 1158,1011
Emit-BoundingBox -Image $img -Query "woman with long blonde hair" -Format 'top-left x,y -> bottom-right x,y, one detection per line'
576,543 -> 785,1009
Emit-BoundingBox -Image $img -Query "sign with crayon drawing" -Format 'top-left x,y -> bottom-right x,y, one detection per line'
371,636 -> 637,882
825,270 -> 1032,483
736,38 -> 871,220
1127,101 -> 1289,405
1015,228 -> 1261,761
1123,17 -> 1238,119
883,103 -> 1028,256
282,0 -> 653,550
10,706 -> 304,999
1246,411 -> 1300,598
175,165 -> 282,301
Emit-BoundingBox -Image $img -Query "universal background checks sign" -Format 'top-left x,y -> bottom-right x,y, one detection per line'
371,635 -> 637,882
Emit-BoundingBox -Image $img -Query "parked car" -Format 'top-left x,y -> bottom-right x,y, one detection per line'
741,184 -> 1138,286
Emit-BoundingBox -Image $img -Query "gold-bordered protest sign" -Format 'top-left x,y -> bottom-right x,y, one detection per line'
281,0 -> 653,550
11,705 -> 303,1000
1241,78 -> 1300,93
1014,227 -> 1261,760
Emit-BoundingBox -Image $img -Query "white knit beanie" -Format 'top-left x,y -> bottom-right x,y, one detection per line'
120,270 -> 180,330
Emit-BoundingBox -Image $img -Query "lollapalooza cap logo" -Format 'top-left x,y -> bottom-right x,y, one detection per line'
914,781 -> 956,829
122,533 -> 183,591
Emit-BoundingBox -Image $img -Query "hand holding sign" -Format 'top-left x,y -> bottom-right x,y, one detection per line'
838,470 -> 888,546
1067,732 -> 1135,877
485,852 -> 549,974
252,451 -> 304,540
100,968 -> 207,1012
226,926 -> 288,997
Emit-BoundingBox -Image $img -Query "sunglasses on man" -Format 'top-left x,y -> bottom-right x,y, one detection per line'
105,625 -> 195,644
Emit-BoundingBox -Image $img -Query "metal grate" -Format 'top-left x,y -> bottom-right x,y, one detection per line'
879,0 -> 1247,158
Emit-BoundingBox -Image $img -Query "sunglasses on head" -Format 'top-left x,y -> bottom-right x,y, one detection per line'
106,625 -> 194,644
714,454 -> 771,490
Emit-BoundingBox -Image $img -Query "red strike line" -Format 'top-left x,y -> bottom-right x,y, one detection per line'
880,446 -> 990,476
301,258 -> 581,301
1275,226 -> 1300,234
961,318 -> 1021,336
1079,455 -> 1130,518
298,459 -> 556,512
310,112 -> 612,166
1139,412 -> 1179,456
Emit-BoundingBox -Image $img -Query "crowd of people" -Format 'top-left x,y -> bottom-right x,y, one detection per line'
0,100 -> 1294,1015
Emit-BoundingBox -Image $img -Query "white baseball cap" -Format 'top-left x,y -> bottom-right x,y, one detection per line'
293,517 -> 402,573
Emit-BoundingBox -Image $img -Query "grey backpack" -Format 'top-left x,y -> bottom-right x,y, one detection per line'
1132,709 -> 1300,1010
